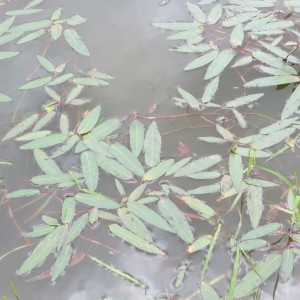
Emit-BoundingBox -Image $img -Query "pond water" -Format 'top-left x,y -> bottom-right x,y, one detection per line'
0,0 -> 299,299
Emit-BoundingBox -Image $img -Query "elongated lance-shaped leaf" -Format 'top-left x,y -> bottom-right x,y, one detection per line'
10,19 -> 52,32
61,197 -> 76,224
241,222 -> 281,240
2,113 -> 38,141
34,149 -> 62,175
0,92 -> 12,102
63,213 -> 88,246
20,133 -> 68,149
6,189 -> 40,198
50,135 -> 79,158
185,50 -> 218,71
17,29 -> 46,44
142,159 -> 174,182
225,93 -> 264,108
144,121 -> 161,167
187,235 -> 212,253
188,182 -> 220,195
204,49 -> 236,80
236,239 -> 267,251
230,23 -> 244,47
234,147 -> 271,158
172,43 -> 211,53
281,84 -> 300,120
252,127 -> 295,150
127,201 -> 174,232
88,207 -> 99,224
19,76 -> 52,90
229,150 -> 243,192
59,113 -> 69,135
260,117 -> 298,135
31,173 -> 81,185
130,119 -> 144,157
200,282 -> 221,300
88,255 -> 148,289
91,118 -> 121,140
37,55 -> 55,73
83,134 -> 112,157
246,185 -> 263,228
216,125 -> 234,141
165,157 -> 192,176
47,73 -> 73,86
128,183 -> 147,202
0,16 -> 15,36
109,224 -> 165,255
118,208 -> 153,242
51,23 -> 63,40
233,252 -> 282,298
81,151 -> 99,192
63,28 -> 90,56
207,4 -> 222,25
17,225 -> 66,275
223,12 -> 257,27
280,249 -> 294,281
67,15 -> 87,26
25,0 -> 45,9
175,265 -> 188,288
158,197 -> 194,243
152,22 -> 200,31
24,224 -> 55,238
177,87 -> 200,110
202,76 -> 219,104
51,244 -> 73,281
0,51 -> 19,60
74,192 -> 119,209
180,195 -> 217,219
232,109 -> 247,128
228,246 -> 240,300
167,28 -> 203,40
187,171 -> 221,179
186,2 -> 206,23
244,75 -> 299,88
33,111 -> 56,131
72,77 -> 109,87
174,154 -> 222,177
109,143 -> 145,177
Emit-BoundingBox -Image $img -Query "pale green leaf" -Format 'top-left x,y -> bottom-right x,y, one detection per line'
24,224 -> 55,238
66,85 -> 84,102
59,114 -> 69,135
63,28 -> 90,56
115,179 -> 126,196
230,23 -> 244,47
72,77 -> 109,86
51,7 -> 62,21
184,50 -> 218,71
167,28 -> 203,40
20,133 -> 67,149
281,85 -> 300,120
0,92 -> 12,102
130,119 -> 144,157
91,118 -> 121,140
32,111 -> 56,131
74,192 -> 119,209
165,157 -> 192,176
187,235 -> 212,253
144,121 -> 161,167
247,185 -> 263,228
229,150 -> 243,192
245,178 -> 278,187
241,222 -> 281,240
260,117 -> 298,134
51,244 -> 72,281
216,125 -> 234,141
50,135 -> 79,158
44,87 -> 60,101
128,183 -> 147,202
178,87 -> 200,110
88,207 -> 98,224
142,159 -> 174,182
201,282 -> 221,300
0,51 -> 20,60
158,197 -> 194,243
31,173 -> 80,185
11,19 -> 52,32
280,249 -> 294,281
198,136 -> 227,143
152,22 -> 199,30
51,23 -> 63,40
204,49 -> 236,80
238,239 -> 267,251
186,2 -> 206,23
67,15 -> 87,26
77,105 -> 101,135
225,93 -> 264,108
2,113 -> 38,141
245,76 -> 299,88
19,76 -> 52,90
172,43 -> 211,53
83,134 -> 112,157
229,0 -> 275,7
233,253 -> 282,298
37,55 -> 55,73
127,201 -> 174,232
234,147 -> 271,158
207,4 -> 222,25
188,183 -> 220,194
81,151 -> 99,191
187,171 -> 221,179
17,225 -> 66,275
232,109 -> 247,128
202,76 -> 219,103
25,0 -> 45,9
34,149 -> 63,175
0,16 -> 15,36
6,189 -> 40,198
222,12 -> 257,27
17,29 -> 46,44
61,197 -> 76,224
47,73 -> 73,86
63,213 -> 88,246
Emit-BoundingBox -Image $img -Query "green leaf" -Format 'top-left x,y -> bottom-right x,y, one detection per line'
66,85 -> 84,102
19,76 -> 52,90
144,121 -> 161,167
0,92 -> 12,102
128,183 -> 147,202
72,77 -> 109,86
17,225 -> 66,275
109,143 -> 145,177
281,85 -> 300,120
63,213 -> 88,246
233,253 -> 282,298
229,0 -> 275,7
17,29 -> 46,44
59,114 -> 69,135
24,224 -> 55,238
77,105 -> 101,135
51,23 -> 63,40
167,28 -> 203,40
63,28 -> 90,56
177,87 -> 200,110
127,201 -> 174,232
91,118 -> 121,140
229,150 -> 243,192
67,14 -> 87,25
0,17 -> 15,36
252,127 -> 295,150
37,55 -> 55,73
0,51 -> 20,60
216,125 -> 234,141
51,244 -> 72,281
245,178 -> 278,187
47,73 -> 73,86
51,7 -> 62,21
246,185 -> 263,228
184,50 -> 218,71
25,0 -> 46,9
11,19 -> 52,32
158,197 -> 194,243
200,282 -> 221,300
81,151 -> 99,192
230,23 -> 244,47
33,111 -> 56,131
83,135 -> 112,157
241,222 -> 281,240
142,159 -> 174,182
6,189 -> 40,198
34,149 -> 63,175
186,2 -> 206,23
44,87 -> 60,101
50,135 -> 79,158
31,173 -> 80,185
130,119 -> 144,157
207,4 -> 222,25
245,75 -> 299,88
115,179 -> 126,196
172,43 -> 211,53
109,224 -> 165,255
202,76 -> 219,103
280,249 -> 294,281
152,22 -> 199,30
2,113 -> 38,141
237,239 -> 267,251
198,136 -> 226,143
187,235 -> 212,253
234,147 -> 271,158
174,154 -> 222,177
89,207 -> 99,224
61,197 -> 76,224
187,171 -> 221,179
20,133 -> 67,149
204,49 -> 236,80
225,93 -> 264,108
188,183 -> 220,194
222,12 -> 257,27
74,193 -> 119,209
180,195 -> 216,219
165,157 -> 192,176
260,117 -> 298,135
